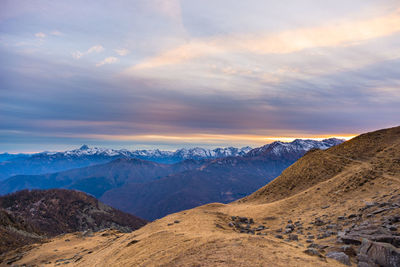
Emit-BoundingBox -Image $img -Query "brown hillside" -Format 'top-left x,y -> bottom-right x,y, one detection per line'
242,126 -> 400,204
1,126 -> 399,267
0,189 -> 147,256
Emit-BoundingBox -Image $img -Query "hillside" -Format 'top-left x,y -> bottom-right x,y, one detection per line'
0,189 -> 147,256
1,127 -> 398,266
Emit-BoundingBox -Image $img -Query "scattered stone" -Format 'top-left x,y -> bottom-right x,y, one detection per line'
174,220 -> 180,224
288,234 -> 299,241
228,222 -> 234,227
255,225 -> 265,231
275,234 -> 284,239
306,239 -> 313,243
304,248 -> 322,257
314,218 -> 326,226
321,205 -> 330,209
326,251 -> 351,266
337,216 -> 346,220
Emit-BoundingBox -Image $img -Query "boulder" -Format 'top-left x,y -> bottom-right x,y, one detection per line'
357,239 -> 400,267
326,251 -> 351,266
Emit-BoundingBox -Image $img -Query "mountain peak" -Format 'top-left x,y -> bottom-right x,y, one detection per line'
79,145 -> 89,150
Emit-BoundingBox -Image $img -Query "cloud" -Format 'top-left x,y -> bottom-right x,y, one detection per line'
72,45 -> 104,59
34,32 -> 46,38
114,48 -> 130,56
130,9 -> 400,70
50,30 -> 63,36
87,45 -> 104,53
72,51 -> 84,59
96,56 -> 118,67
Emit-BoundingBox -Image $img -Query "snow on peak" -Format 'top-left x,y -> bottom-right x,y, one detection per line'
246,138 -> 344,157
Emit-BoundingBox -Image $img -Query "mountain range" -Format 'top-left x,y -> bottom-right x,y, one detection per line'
1,126 -> 398,266
0,145 -> 252,180
0,138 -> 343,220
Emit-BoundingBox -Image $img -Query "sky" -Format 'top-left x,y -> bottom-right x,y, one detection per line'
1,0 -> 400,152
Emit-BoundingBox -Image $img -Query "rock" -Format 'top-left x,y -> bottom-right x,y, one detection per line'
326,224 -> 337,229
275,228 -> 282,233
304,248 -> 322,257
174,220 -> 180,224
348,214 -> 357,219
308,235 -> 315,239
288,234 -> 299,241
275,234 -> 283,239
286,223 -> 295,230
371,208 -> 391,215
228,222 -> 234,227
340,245 -> 357,256
358,239 -> 400,267
321,205 -> 330,209
326,251 -> 351,266
255,225 -> 265,231
314,218 -> 326,226
338,216 -> 346,220
288,219 -> 293,223
284,228 -> 294,234
306,239 -> 313,243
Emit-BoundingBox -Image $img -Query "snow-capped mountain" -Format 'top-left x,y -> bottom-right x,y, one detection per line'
0,145 -> 252,180
0,139 -> 343,181
246,138 -> 344,158
36,145 -> 253,163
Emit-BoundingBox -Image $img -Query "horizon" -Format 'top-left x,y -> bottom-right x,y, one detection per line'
1,1 -> 399,153
2,135 -> 355,154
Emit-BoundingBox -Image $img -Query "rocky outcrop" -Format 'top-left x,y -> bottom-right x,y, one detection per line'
357,239 -> 400,267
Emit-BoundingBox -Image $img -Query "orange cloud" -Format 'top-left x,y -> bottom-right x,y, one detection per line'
62,133 -> 356,146
130,9 -> 400,70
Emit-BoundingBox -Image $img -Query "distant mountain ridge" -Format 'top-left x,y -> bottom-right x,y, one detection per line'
0,145 -> 252,180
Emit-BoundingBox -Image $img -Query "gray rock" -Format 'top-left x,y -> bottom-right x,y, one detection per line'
275,234 -> 283,239
304,248 -> 322,257
288,234 -> 298,241
358,239 -> 400,267
326,251 -> 351,266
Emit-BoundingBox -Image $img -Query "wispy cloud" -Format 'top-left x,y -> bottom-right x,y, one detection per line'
72,45 -> 104,59
114,48 -> 130,56
131,9 -> 400,70
87,45 -> 104,53
35,32 -> 46,38
96,56 -> 118,67
50,30 -> 63,36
